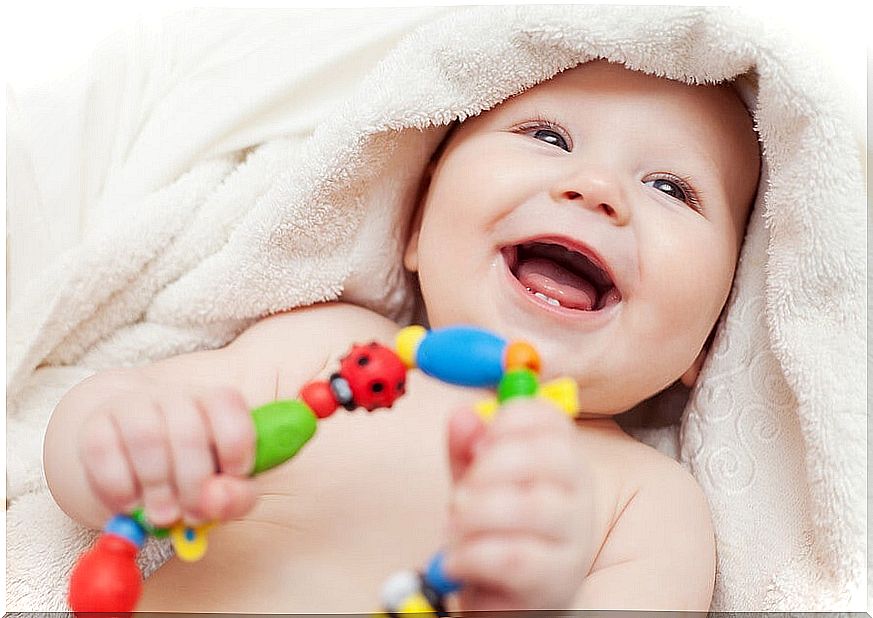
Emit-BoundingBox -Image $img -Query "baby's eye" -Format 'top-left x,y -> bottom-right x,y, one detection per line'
644,178 -> 688,203
531,128 -> 570,151
643,175 -> 703,214
516,121 -> 572,152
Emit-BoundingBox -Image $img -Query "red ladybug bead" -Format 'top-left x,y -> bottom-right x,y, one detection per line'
338,342 -> 407,411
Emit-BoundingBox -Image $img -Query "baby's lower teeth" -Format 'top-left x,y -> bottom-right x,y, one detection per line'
532,290 -> 561,307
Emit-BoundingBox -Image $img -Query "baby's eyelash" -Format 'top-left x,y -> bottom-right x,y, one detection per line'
514,114 -> 573,149
517,113 -> 564,131
649,172 -> 705,213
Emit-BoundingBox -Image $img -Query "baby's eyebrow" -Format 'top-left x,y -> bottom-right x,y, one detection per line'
670,149 -> 721,182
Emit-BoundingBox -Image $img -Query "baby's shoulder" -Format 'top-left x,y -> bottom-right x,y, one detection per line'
231,301 -> 400,353
588,425 -> 708,521
226,302 -> 401,399
585,427 -> 715,597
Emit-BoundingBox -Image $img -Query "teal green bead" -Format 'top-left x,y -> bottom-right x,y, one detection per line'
497,368 -> 539,403
251,399 -> 318,475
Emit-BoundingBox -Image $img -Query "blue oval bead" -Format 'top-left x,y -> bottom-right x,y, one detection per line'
104,514 -> 146,548
416,326 -> 507,387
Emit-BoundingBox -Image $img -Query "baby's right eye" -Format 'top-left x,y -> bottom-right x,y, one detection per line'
516,119 -> 572,152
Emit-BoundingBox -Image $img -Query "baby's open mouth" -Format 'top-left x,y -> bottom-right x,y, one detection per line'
502,241 -> 622,311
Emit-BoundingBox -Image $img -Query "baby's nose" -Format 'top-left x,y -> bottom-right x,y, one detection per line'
551,171 -> 629,225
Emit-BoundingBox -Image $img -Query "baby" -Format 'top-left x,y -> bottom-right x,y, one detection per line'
43,59 -> 760,612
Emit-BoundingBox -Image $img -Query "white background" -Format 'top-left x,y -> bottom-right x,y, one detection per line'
2,1 -> 869,123
1,1 -> 868,156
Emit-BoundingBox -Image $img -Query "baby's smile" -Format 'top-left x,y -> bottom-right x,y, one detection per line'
500,239 -> 622,315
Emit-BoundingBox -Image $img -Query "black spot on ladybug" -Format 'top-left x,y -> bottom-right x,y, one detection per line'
397,380 -> 405,391
369,342 -> 379,348
357,355 -> 370,366
370,381 -> 384,393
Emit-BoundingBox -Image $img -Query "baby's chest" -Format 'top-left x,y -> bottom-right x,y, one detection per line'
141,375 -> 631,612
249,371 -> 478,543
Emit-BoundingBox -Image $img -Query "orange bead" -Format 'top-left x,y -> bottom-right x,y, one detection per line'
504,341 -> 540,374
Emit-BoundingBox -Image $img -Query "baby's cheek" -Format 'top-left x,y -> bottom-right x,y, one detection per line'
651,236 -> 734,336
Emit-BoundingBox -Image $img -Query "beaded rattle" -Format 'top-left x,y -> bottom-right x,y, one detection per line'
67,325 -> 579,615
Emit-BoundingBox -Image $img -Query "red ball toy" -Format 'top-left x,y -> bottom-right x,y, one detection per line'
68,534 -> 142,616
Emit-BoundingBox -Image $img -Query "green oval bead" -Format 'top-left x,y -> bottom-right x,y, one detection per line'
497,368 -> 539,403
251,399 -> 318,475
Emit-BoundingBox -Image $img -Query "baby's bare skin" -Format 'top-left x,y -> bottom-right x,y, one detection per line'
132,304 -> 714,612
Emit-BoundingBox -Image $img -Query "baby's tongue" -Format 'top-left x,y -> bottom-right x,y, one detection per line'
516,257 -> 597,310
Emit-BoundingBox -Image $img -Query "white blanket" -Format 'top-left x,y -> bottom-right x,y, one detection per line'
6,6 -> 866,612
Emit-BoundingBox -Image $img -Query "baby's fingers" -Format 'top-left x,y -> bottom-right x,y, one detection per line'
199,388 -> 255,478
450,483 -> 569,544
79,414 -> 138,515
444,536 -> 559,608
466,435 -> 581,491
114,404 -> 179,527
165,397 -> 216,524
198,475 -> 257,522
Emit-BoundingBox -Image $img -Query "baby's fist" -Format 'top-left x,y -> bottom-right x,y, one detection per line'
444,400 -> 594,610
78,378 -> 257,528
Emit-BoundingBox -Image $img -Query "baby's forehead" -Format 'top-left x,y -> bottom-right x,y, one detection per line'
497,60 -> 743,122
473,61 -> 757,172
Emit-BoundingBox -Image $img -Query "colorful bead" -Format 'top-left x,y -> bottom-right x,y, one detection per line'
329,374 -> 355,410
170,522 -> 213,562
381,569 -> 421,612
339,342 -> 408,411
396,325 -> 427,368
129,507 -> 169,538
250,400 -> 318,474
417,326 -> 507,387
424,551 -> 462,596
104,515 -> 146,548
68,534 -> 142,613
504,341 -> 541,374
299,381 -> 338,418
474,397 -> 499,422
497,368 -> 539,403
399,592 -> 438,615
538,377 -> 581,417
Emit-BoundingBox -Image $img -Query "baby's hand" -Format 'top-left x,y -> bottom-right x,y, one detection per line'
443,400 -> 594,611
78,371 -> 257,528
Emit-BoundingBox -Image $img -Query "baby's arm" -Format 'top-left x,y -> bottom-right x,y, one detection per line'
44,302 -> 399,531
574,462 -> 716,611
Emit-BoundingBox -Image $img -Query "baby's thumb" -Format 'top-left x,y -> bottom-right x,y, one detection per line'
447,407 -> 487,483
199,475 -> 257,522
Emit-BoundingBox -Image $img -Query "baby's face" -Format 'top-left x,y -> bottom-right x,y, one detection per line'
405,60 -> 760,415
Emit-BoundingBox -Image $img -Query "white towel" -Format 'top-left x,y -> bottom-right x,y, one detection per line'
6,5 -> 865,612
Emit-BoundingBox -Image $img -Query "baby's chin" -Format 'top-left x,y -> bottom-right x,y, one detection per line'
419,294 -> 681,414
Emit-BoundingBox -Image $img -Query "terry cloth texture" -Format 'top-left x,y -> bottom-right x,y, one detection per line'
6,5 -> 866,612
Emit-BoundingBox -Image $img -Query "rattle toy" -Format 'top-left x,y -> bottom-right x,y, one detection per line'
67,325 -> 579,616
